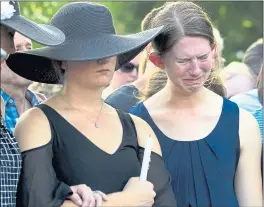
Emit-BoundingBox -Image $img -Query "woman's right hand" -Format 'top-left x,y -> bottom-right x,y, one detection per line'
122,177 -> 156,206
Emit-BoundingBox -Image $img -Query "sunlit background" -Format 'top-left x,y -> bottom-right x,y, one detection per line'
20,1 -> 263,65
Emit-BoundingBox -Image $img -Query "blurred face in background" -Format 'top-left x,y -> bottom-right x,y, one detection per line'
112,55 -> 140,88
1,32 -> 33,87
1,25 -> 15,63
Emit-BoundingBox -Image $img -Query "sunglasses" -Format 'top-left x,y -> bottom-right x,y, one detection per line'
120,62 -> 139,73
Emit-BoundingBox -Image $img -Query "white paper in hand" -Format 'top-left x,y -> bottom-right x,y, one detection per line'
140,135 -> 153,181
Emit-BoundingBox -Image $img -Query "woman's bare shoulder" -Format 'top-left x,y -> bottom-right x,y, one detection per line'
14,106 -> 52,152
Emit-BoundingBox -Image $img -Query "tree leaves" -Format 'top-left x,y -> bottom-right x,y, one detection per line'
19,1 -> 263,64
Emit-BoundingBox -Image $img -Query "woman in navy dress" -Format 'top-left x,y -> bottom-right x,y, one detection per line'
129,2 -> 262,207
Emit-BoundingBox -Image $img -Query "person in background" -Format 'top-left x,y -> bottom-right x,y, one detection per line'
129,2 -> 262,206
229,39 -> 263,107
104,6 -> 164,111
6,2 -> 176,207
0,1 -> 66,207
222,61 -> 254,98
224,39 -> 263,99
102,55 -> 140,99
1,32 -> 46,134
29,82 -> 63,98
255,65 -> 263,178
253,64 -> 263,139
243,39 -> 263,83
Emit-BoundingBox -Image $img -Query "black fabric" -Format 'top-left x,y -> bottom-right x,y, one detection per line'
105,85 -> 140,112
138,147 -> 176,207
17,104 -> 176,207
17,142 -> 72,207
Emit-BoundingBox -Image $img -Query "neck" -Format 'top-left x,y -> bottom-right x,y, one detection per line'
109,80 -> 121,91
159,81 -> 209,109
133,62 -> 161,91
102,84 -> 116,99
1,83 -> 29,115
60,82 -> 104,111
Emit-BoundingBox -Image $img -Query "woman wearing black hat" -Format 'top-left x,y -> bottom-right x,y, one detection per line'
6,2 -> 176,207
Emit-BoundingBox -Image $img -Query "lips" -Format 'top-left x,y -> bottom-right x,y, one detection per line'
96,69 -> 110,73
183,76 -> 203,81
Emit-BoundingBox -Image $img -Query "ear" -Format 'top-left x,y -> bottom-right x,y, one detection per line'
149,52 -> 165,70
145,43 -> 153,54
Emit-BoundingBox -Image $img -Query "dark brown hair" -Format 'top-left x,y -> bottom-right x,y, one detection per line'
138,5 -> 165,75
151,2 -> 215,53
141,70 -> 167,100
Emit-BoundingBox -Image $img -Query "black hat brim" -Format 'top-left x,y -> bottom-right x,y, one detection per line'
2,15 -> 65,46
6,26 -> 163,84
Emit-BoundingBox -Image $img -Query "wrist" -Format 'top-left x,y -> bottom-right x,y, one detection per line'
102,191 -> 130,206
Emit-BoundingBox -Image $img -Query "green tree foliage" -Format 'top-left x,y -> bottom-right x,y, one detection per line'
20,1 -> 263,64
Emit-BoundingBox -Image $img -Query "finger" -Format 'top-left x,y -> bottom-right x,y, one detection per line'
95,191 -> 108,201
68,193 -> 83,206
93,193 -> 103,207
77,187 -> 92,207
88,195 -> 95,207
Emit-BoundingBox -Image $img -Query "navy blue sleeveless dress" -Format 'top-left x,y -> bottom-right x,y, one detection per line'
129,98 -> 240,207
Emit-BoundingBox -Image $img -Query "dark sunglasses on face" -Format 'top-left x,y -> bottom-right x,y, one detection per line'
120,62 -> 139,73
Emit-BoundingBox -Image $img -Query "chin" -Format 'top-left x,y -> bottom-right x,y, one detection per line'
97,81 -> 112,88
185,83 -> 204,93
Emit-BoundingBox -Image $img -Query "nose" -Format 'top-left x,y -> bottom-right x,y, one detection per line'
189,59 -> 202,76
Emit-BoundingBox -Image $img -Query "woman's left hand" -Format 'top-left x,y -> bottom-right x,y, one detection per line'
92,191 -> 108,207
69,185 -> 108,207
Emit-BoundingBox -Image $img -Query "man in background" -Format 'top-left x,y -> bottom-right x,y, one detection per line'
1,33 -> 46,134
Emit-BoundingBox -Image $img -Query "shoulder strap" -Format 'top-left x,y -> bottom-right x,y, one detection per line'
117,109 -> 138,137
34,104 -> 57,141
116,109 -> 140,153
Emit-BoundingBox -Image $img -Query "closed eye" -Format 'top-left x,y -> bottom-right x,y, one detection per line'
176,59 -> 190,64
198,54 -> 209,60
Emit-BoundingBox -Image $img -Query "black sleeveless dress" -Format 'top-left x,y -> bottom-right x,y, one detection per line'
17,104 -> 176,207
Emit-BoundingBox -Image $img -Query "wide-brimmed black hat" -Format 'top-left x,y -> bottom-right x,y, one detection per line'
6,2 -> 163,84
1,1 -> 65,46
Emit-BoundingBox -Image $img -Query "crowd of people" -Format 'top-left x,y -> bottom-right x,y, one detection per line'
1,1 -> 263,207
